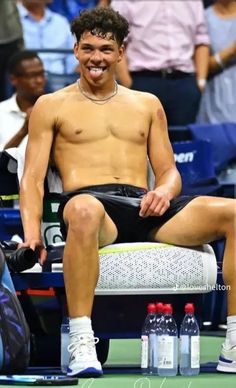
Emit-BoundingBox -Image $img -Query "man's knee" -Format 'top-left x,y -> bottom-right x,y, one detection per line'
63,194 -> 105,233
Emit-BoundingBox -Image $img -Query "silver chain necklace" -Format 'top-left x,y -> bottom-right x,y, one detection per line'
77,79 -> 118,104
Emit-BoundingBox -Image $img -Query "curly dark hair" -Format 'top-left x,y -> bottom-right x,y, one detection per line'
7,50 -> 41,75
71,7 -> 129,46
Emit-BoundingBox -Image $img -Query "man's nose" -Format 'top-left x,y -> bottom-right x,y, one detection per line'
90,50 -> 103,62
35,73 -> 46,84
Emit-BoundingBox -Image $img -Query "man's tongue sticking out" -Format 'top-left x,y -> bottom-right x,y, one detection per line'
89,67 -> 104,80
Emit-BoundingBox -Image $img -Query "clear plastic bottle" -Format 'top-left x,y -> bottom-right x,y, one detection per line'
179,303 -> 200,376
155,302 -> 164,326
158,304 -> 178,377
60,317 -> 70,374
141,303 -> 156,375
149,302 -> 164,376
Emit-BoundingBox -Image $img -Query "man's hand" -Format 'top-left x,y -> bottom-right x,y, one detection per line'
139,189 -> 170,218
19,239 -> 47,266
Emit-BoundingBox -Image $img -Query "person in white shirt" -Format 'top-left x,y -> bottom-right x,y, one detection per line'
0,50 -> 46,153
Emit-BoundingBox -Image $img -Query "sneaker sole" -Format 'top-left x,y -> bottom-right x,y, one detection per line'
67,367 -> 103,378
217,361 -> 236,373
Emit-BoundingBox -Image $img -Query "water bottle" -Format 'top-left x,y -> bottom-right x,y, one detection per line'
149,304 -> 159,375
149,302 -> 164,376
158,304 -> 178,377
141,303 -> 156,375
155,302 -> 164,326
179,303 -> 200,376
61,317 -> 70,373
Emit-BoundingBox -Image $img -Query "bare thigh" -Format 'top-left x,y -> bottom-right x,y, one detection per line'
63,194 -> 118,247
152,196 -> 234,246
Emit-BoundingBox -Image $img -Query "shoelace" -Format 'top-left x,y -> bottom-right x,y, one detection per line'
68,332 -> 99,361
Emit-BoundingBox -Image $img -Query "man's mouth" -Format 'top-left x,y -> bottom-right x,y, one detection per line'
88,66 -> 107,78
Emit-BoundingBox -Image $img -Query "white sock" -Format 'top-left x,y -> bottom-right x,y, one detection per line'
225,316 -> 236,348
69,316 -> 93,336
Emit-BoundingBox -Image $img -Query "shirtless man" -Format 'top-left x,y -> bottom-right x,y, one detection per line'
20,7 -> 236,378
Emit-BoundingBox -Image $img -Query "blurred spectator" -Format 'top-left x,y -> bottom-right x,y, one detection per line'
17,0 -> 78,91
0,50 -> 46,152
197,0 -> 236,123
0,0 -> 24,102
204,0 -> 215,8
111,0 -> 210,126
48,0 -> 109,22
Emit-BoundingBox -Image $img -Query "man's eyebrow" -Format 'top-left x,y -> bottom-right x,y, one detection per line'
100,44 -> 114,49
80,43 -> 114,49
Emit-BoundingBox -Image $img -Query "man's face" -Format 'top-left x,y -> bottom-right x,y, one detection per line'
11,58 -> 46,100
74,31 -> 124,85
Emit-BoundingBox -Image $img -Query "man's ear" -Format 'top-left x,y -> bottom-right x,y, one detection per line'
117,44 -> 125,63
74,42 -> 79,60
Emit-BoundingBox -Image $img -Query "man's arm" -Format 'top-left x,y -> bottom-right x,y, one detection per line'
3,108 -> 32,149
3,123 -> 27,149
193,0 -> 210,92
194,44 -> 210,92
19,95 -> 54,263
209,41 -> 236,74
116,55 -> 132,88
140,96 -> 182,217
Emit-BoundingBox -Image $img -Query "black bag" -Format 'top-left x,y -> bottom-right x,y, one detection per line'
0,245 -> 30,373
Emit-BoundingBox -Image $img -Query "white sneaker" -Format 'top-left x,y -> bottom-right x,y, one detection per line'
217,343 -> 236,373
67,331 -> 103,377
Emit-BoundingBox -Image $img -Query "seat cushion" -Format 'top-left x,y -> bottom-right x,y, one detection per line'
50,242 -> 217,295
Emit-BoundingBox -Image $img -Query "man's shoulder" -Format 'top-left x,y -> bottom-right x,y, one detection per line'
35,84 -> 76,106
119,85 -> 161,106
0,95 -> 17,113
34,85 -> 75,116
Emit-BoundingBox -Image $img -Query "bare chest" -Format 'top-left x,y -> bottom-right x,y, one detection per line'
55,100 -> 150,144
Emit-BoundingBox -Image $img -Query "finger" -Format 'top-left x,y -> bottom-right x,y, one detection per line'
152,200 -> 170,216
139,194 -> 155,217
146,199 -> 166,217
139,201 -> 151,217
143,202 -> 160,217
29,241 -> 37,251
17,242 -> 29,249
141,197 -> 170,217
143,191 -> 165,215
39,248 -> 47,266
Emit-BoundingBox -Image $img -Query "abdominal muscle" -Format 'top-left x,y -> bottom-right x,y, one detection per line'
54,142 -> 148,192
62,173 -> 147,192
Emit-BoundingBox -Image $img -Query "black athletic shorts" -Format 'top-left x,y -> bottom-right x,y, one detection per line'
57,184 -> 197,243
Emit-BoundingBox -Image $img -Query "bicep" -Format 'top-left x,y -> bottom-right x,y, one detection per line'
23,98 -> 54,185
147,99 -> 175,178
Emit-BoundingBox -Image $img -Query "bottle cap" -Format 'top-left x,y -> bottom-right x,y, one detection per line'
185,303 -> 194,314
156,302 -> 164,314
147,303 -> 156,313
163,304 -> 173,314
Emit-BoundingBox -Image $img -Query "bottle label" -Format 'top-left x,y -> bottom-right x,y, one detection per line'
191,336 -> 200,368
141,335 -> 148,368
158,335 -> 174,369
